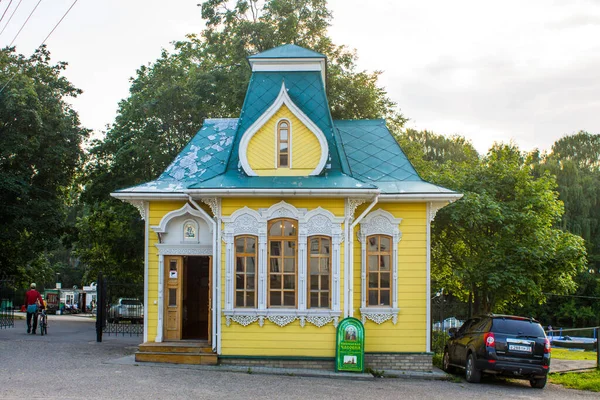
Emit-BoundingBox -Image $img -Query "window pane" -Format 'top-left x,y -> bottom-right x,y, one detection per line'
310,275 -> 319,290
321,275 -> 329,291
270,241 -> 281,256
246,292 -> 255,307
380,290 -> 390,306
284,221 -> 296,237
270,292 -> 281,306
380,256 -> 390,271
280,129 -> 288,140
279,121 -> 289,129
368,290 -> 377,306
310,293 -> 319,307
368,256 -> 378,271
270,258 -> 280,272
380,273 -> 390,289
235,291 -> 244,307
280,143 -> 288,152
368,236 -> 378,251
283,292 -> 295,306
236,257 -> 244,272
280,154 -> 288,166
284,258 -> 295,272
284,241 -> 296,256
368,273 -> 378,288
245,237 -> 256,253
380,236 -> 391,251
320,292 -> 329,308
283,275 -> 295,290
321,238 -> 330,254
310,258 -> 319,274
270,275 -> 281,289
236,273 -> 244,289
320,257 -> 330,273
169,260 -> 177,271
235,238 -> 245,253
246,257 -> 255,273
246,274 -> 255,290
168,289 -> 177,307
310,238 -> 319,254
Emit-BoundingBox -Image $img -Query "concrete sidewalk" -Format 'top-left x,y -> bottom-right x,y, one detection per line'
106,354 -> 449,381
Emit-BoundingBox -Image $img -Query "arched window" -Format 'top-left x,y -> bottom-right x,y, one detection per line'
308,236 -> 331,308
268,218 -> 297,307
277,120 -> 290,167
366,235 -> 392,307
235,236 -> 257,308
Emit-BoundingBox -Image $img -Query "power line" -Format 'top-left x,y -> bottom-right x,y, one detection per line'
0,0 -> 23,37
0,0 -> 14,25
544,293 -> 600,300
8,0 -> 42,47
0,0 -> 79,95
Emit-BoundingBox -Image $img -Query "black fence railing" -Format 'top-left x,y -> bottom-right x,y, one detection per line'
0,278 -> 16,329
96,272 -> 144,342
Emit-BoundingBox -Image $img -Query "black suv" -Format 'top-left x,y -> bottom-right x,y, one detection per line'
442,314 -> 551,388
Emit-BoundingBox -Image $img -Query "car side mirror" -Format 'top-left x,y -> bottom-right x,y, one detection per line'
448,328 -> 457,338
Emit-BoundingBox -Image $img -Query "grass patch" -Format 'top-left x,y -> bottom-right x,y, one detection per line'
550,369 -> 600,392
552,348 -> 597,361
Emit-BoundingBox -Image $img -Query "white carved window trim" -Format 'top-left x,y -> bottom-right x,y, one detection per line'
222,201 -> 343,328
358,209 -> 402,325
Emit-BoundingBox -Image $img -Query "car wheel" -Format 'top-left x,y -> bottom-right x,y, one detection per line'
530,376 -> 547,389
465,353 -> 481,383
442,349 -> 455,373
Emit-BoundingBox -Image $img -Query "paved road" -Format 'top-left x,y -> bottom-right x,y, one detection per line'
0,318 -> 596,400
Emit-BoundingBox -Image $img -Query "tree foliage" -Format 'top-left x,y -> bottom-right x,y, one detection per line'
0,46 -> 88,286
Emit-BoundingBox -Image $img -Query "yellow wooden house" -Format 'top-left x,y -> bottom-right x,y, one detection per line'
112,44 -> 461,370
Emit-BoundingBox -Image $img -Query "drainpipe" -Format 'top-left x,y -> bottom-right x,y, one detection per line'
188,196 -> 219,353
347,195 -> 379,318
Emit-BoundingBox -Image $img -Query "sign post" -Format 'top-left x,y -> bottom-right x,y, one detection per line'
335,317 -> 365,372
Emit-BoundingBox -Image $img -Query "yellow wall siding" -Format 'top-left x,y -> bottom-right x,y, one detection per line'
220,197 -> 344,356
352,203 -> 428,353
246,105 -> 321,176
146,201 -> 186,342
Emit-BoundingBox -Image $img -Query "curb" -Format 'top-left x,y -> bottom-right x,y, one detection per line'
106,355 -> 449,381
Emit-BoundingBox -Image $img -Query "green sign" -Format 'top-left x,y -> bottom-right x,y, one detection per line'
335,317 -> 365,372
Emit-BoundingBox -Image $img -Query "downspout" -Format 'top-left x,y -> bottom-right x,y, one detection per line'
187,196 -> 218,353
347,195 -> 379,318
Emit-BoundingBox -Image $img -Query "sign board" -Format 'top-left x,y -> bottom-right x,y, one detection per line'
335,317 -> 365,372
169,271 -> 177,279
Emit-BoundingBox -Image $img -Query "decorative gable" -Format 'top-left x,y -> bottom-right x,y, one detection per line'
238,83 -> 329,177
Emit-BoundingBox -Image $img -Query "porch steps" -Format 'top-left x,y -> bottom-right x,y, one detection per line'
135,341 -> 217,365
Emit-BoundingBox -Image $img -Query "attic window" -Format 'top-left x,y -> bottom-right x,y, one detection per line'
277,120 -> 290,167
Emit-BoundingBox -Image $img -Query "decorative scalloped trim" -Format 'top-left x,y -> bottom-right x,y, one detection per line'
267,315 -> 297,327
227,315 -> 259,327
306,315 -> 333,327
360,309 -> 400,325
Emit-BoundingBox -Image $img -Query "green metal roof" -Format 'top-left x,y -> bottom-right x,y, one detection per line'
248,44 -> 325,59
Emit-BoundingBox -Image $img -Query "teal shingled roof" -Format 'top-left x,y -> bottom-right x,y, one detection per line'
116,119 -> 238,193
227,71 -> 349,174
248,44 -> 325,59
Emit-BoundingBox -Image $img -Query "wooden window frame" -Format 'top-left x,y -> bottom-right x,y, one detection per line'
277,119 -> 290,168
267,218 -> 298,308
307,235 -> 332,309
366,234 -> 392,307
234,235 -> 258,308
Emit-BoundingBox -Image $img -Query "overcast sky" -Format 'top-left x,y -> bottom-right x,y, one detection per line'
1,0 -> 599,154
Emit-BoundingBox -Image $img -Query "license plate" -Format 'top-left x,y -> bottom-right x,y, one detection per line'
509,344 -> 531,352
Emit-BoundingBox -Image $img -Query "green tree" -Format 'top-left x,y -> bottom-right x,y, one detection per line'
0,46 -> 88,287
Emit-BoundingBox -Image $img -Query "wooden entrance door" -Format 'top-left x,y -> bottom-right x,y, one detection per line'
164,256 -> 183,340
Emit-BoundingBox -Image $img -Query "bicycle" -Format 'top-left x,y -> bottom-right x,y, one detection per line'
38,309 -> 48,336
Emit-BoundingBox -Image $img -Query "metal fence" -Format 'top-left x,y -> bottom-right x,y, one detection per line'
0,278 -> 15,329
96,272 -> 144,342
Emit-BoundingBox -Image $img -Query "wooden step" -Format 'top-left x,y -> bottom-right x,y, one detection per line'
135,351 -> 218,365
138,343 -> 213,354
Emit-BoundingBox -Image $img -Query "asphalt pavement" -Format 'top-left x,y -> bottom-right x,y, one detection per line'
0,317 -> 597,400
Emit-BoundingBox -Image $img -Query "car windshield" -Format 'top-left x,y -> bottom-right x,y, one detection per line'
492,318 -> 545,337
121,300 -> 142,306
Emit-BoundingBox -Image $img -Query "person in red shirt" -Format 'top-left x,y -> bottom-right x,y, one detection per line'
24,283 -> 44,334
